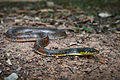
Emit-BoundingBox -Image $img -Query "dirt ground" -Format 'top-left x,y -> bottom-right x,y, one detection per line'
0,1 -> 120,80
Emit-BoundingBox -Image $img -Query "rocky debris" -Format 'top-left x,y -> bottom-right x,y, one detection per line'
98,12 -> 112,18
0,70 -> 2,74
6,59 -> 12,65
46,1 -> 55,7
16,67 -> 22,71
4,73 -> 18,80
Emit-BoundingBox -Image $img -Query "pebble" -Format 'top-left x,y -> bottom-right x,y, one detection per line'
4,73 -> 18,80
46,1 -> 54,7
16,67 -> 22,71
46,58 -> 52,62
69,41 -> 77,46
98,12 -> 112,18
6,59 -> 12,65
0,70 -> 2,74
15,19 -> 22,23
35,17 -> 40,20
0,23 -> 4,30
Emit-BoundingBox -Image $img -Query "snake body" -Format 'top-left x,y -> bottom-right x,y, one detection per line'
6,27 -> 99,56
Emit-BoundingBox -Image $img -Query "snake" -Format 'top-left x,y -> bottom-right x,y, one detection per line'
5,27 -> 99,56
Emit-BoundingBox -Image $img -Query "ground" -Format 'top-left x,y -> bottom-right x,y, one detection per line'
0,1 -> 120,80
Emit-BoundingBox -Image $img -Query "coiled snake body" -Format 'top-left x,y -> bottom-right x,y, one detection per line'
6,27 -> 99,56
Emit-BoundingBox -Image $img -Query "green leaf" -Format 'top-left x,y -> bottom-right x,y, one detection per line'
83,27 -> 93,33
72,27 -> 81,32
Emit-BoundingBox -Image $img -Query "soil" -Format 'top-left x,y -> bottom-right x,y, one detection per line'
0,1 -> 120,80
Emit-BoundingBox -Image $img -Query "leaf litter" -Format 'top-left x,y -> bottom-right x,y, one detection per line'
0,1 -> 120,80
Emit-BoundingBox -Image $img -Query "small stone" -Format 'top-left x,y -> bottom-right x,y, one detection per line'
40,9 -> 54,12
0,70 -> 2,74
35,17 -> 40,20
46,58 -> 52,62
15,19 -> 22,23
29,10 -> 37,15
4,73 -> 18,80
16,67 -> 22,71
6,59 -> 12,65
69,41 -> 77,46
0,23 -> 4,30
98,12 -> 112,18
46,1 -> 54,7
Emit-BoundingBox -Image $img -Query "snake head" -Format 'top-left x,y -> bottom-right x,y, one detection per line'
78,47 -> 99,55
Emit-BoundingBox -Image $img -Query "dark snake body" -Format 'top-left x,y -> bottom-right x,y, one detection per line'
6,27 -> 99,56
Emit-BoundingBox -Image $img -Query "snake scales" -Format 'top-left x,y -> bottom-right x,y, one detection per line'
5,27 -> 99,56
